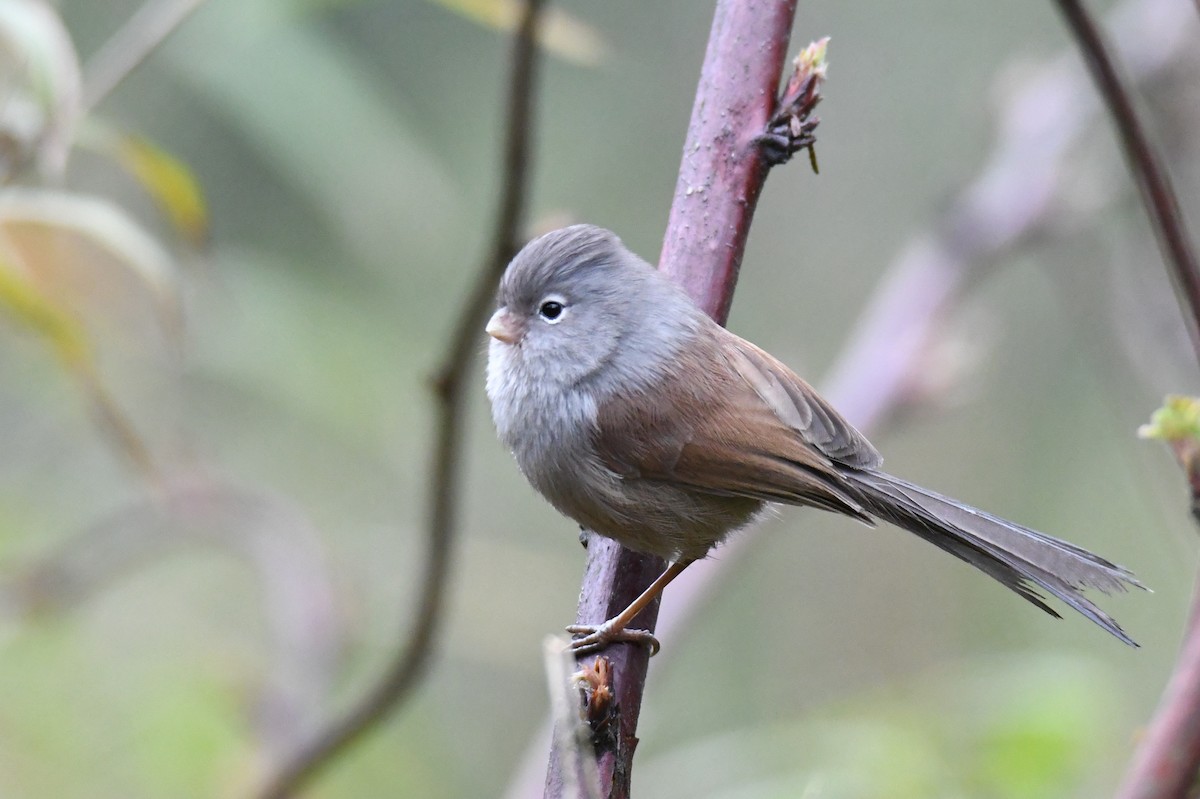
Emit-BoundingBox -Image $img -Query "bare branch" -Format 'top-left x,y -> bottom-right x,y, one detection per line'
658,0 -> 798,324
545,2 -> 799,796
253,1 -> 546,796
81,0 -> 208,113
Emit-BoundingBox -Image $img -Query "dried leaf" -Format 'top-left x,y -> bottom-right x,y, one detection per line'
0,188 -> 182,338
0,246 -> 154,478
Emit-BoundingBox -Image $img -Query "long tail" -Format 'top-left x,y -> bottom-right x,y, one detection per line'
846,469 -> 1144,646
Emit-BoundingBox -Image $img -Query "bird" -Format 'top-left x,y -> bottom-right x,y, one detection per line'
485,223 -> 1141,655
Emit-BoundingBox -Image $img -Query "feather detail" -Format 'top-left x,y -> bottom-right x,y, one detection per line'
593,325 -> 872,524
846,469 -> 1143,646
720,333 -> 883,469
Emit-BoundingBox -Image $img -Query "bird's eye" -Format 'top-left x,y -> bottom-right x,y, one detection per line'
538,300 -> 565,322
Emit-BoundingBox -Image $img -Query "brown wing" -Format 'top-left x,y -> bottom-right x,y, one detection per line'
593,327 -> 876,521
721,332 -> 882,470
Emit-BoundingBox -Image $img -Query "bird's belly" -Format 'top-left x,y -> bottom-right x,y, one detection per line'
539,466 -> 765,561
500,379 -> 762,560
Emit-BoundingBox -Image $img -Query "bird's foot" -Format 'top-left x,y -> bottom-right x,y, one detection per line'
566,621 -> 660,657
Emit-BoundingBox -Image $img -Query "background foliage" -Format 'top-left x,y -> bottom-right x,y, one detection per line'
1,0 -> 1198,796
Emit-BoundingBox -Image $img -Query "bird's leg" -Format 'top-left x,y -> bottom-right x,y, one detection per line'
566,558 -> 694,656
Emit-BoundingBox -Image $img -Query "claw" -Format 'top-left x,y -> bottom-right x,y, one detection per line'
566,622 -> 661,657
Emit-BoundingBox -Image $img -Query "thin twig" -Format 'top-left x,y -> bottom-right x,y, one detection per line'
253,1 -> 545,796
1052,0 -> 1200,367
73,360 -> 159,486
544,2 -> 798,797
81,0 -> 208,113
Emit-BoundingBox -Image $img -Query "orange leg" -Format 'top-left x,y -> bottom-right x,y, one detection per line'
566,559 -> 694,656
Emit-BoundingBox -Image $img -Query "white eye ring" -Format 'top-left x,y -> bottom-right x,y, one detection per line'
537,295 -> 567,323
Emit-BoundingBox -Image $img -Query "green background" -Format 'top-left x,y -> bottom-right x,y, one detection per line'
1,0 -> 1197,796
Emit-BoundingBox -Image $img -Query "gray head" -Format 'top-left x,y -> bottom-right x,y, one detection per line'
496,225 -> 631,325
486,224 -> 696,391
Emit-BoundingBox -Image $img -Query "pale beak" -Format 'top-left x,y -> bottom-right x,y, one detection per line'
486,308 -> 522,344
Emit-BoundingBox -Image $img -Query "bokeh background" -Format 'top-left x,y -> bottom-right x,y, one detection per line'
2,0 -> 1199,797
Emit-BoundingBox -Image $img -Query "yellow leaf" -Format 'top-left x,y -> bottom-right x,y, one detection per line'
114,134 -> 210,248
0,235 -> 156,481
75,119 -> 209,249
0,252 -> 89,366
1139,395 -> 1200,442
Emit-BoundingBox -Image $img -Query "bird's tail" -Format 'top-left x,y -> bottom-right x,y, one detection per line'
846,469 -> 1143,646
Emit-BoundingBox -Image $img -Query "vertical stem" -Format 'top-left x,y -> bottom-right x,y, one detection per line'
659,1 -> 798,321
256,1 -> 545,795
1052,0 -> 1200,366
545,2 -> 798,797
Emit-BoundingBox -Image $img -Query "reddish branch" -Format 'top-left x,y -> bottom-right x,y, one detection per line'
255,1 -> 546,796
1117,579 -> 1200,799
658,1 -> 798,323
544,2 -> 799,797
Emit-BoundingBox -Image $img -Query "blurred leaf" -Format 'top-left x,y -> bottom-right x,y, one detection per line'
115,136 -> 208,247
0,0 -> 81,178
0,251 -> 89,367
0,245 -> 154,479
77,120 -> 210,248
974,717 -> 1079,799
130,677 -> 245,799
0,189 -> 170,478
423,0 -> 608,67
958,656 -> 1114,799
1138,394 -> 1200,442
0,187 -> 181,338
0,472 -> 343,752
